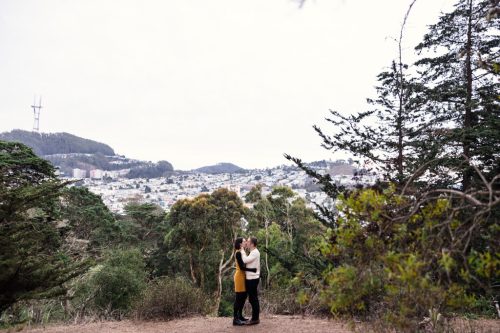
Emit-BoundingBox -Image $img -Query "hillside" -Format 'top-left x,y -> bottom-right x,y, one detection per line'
194,162 -> 245,174
126,160 -> 174,178
44,153 -> 146,176
0,130 -> 175,178
0,130 -> 115,156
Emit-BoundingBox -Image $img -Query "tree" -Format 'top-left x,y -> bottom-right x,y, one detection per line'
246,185 -> 324,290
59,186 -> 120,253
118,202 -> 169,276
319,182 -> 499,328
415,0 -> 500,190
283,0 -> 499,324
163,188 -> 246,313
286,2 -> 426,186
0,141 -> 87,314
88,248 -> 146,312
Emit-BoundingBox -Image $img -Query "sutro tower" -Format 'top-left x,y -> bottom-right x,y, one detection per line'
31,95 -> 42,132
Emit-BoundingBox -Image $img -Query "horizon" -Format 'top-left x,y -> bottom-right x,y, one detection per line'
2,128 -> 350,171
0,0 -> 455,169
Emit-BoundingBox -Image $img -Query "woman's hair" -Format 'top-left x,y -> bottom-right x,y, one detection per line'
234,237 -> 244,250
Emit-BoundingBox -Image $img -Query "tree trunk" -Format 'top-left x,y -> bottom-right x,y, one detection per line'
396,0 -> 417,182
463,0 -> 474,191
265,217 -> 270,287
213,250 -> 234,315
189,252 -> 197,285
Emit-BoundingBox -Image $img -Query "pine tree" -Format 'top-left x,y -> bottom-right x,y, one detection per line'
0,141 -> 88,314
415,0 -> 500,190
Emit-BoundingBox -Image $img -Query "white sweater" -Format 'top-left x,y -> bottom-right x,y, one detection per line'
241,248 -> 260,280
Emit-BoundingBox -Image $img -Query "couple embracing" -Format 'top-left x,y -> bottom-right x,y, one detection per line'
233,237 -> 260,326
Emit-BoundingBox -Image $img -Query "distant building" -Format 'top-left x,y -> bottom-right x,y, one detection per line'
90,169 -> 104,179
225,184 -> 241,197
73,168 -> 87,178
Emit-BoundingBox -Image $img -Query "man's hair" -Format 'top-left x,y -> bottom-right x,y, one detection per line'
249,237 -> 258,247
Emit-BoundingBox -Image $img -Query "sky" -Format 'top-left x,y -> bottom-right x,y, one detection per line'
0,0 -> 456,170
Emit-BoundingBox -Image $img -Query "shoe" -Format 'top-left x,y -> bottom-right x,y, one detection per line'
233,319 -> 246,326
237,310 -> 248,321
246,319 -> 260,325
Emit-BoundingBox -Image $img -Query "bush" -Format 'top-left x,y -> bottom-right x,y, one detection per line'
92,248 -> 146,313
72,248 -> 146,318
133,277 -> 208,320
318,185 -> 499,329
261,274 -> 328,316
0,300 -> 66,328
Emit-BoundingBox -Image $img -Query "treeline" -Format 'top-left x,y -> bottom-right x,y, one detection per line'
126,161 -> 174,179
194,162 -> 246,174
0,141 -> 323,326
45,154 -> 146,176
0,130 -> 115,156
0,141 -> 203,322
284,0 -> 499,329
0,1 -> 498,331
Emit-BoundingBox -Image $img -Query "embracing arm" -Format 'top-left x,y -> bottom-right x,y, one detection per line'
236,251 -> 256,272
241,249 -> 257,264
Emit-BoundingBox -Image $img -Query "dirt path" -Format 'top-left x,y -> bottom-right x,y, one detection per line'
6,315 -> 500,333
7,315 -> 351,333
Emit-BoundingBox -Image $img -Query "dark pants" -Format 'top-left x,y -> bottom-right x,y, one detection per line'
245,278 -> 260,320
233,292 -> 246,319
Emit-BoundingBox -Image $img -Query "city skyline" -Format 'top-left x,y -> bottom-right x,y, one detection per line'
0,0 -> 455,169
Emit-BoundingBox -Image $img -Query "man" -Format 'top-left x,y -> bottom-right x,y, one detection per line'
241,237 -> 260,325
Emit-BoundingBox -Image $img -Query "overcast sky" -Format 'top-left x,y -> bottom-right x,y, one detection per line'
0,0 -> 455,170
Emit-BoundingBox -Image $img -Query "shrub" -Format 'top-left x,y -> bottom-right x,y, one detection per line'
72,248 -> 146,318
133,276 -> 208,320
261,274 -> 327,316
92,248 -> 146,313
0,300 -> 66,328
318,185 -> 499,329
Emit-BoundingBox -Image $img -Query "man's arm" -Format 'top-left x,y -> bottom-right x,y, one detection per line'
241,249 -> 257,264
236,251 -> 256,272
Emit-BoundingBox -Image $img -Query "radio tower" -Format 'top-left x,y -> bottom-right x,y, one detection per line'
31,95 -> 42,132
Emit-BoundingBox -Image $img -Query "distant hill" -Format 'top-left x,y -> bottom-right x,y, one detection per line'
0,129 -> 174,178
304,159 -> 355,175
44,153 -> 146,176
194,162 -> 245,174
126,161 -> 174,179
0,130 -> 115,156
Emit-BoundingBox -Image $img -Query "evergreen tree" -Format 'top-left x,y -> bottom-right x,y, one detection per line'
0,142 -> 87,314
307,62 -> 426,184
415,0 -> 500,190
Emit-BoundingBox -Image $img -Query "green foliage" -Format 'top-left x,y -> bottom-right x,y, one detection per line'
0,300 -> 67,327
318,186 -> 499,328
126,161 -> 174,179
60,187 -> 121,250
0,141 -> 88,315
195,162 -> 245,174
46,153 -> 146,176
119,202 -> 167,250
414,0 -> 500,189
81,248 -> 146,314
284,2 -> 499,328
0,130 -> 115,156
245,185 -> 327,314
163,188 -> 245,293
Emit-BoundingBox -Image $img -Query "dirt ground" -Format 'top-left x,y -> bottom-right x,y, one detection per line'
5,315 -> 351,333
4,315 -> 499,333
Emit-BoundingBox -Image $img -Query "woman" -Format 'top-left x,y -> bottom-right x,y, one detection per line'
233,237 -> 256,326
